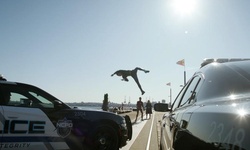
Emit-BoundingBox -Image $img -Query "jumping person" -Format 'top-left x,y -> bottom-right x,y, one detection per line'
111,67 -> 149,95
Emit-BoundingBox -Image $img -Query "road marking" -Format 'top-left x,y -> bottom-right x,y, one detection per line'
121,115 -> 147,150
146,112 -> 155,150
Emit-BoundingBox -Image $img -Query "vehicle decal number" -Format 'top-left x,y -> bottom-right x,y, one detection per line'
74,111 -> 86,117
208,121 -> 245,149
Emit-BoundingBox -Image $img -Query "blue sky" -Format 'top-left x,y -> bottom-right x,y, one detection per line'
1,0 -> 250,104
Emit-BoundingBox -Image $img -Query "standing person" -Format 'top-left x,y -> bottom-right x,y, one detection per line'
135,97 -> 144,122
146,100 -> 152,119
111,67 -> 149,95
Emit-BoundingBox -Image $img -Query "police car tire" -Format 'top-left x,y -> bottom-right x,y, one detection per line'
92,125 -> 119,150
124,115 -> 132,140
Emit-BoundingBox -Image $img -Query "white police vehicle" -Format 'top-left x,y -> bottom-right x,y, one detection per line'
0,75 -> 132,150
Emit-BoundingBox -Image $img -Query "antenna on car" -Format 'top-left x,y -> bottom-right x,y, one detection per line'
0,74 -> 7,81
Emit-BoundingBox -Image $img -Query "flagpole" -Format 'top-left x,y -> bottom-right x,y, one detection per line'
166,82 -> 172,104
184,65 -> 186,85
177,59 -> 186,85
170,88 -> 172,105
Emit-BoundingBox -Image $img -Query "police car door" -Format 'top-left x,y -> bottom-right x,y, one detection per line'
0,106 -> 3,147
0,83 -> 69,150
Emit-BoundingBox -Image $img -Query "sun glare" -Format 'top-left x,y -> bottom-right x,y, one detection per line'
237,108 -> 247,117
172,0 -> 197,16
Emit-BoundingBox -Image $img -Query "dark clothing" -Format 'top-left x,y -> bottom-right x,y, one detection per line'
136,100 -> 144,121
146,102 -> 152,114
137,100 -> 143,110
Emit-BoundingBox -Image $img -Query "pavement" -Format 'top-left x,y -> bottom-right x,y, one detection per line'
119,110 -> 165,150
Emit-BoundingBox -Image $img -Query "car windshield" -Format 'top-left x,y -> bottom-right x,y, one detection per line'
197,62 -> 250,101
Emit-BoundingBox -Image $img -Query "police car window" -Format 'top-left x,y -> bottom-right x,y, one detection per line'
179,76 -> 201,107
29,92 -> 54,108
198,63 -> 250,100
172,84 -> 189,110
0,84 -> 54,108
8,92 -> 29,105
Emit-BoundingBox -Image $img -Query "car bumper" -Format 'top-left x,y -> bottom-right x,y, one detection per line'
119,115 -> 132,147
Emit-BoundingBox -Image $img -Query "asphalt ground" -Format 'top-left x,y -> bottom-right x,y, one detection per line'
119,111 -> 165,150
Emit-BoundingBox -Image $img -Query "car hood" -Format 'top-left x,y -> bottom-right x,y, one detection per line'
55,107 -> 125,124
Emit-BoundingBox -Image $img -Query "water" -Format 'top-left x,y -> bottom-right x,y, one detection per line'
73,106 -> 102,111
71,105 -> 133,112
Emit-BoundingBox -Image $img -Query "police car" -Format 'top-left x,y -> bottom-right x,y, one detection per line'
155,59 -> 250,150
0,76 -> 132,150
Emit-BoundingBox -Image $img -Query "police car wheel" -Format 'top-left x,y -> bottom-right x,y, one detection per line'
124,115 -> 132,140
92,125 -> 119,150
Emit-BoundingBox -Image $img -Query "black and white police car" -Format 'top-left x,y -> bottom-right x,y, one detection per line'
0,76 -> 132,150
155,59 -> 250,150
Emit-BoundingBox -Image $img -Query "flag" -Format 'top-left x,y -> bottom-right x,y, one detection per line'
177,59 -> 185,66
166,82 -> 171,86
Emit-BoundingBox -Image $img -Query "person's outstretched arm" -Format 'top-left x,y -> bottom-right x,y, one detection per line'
111,70 -> 120,76
111,72 -> 117,76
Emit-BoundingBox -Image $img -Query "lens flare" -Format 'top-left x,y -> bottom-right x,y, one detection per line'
237,108 -> 247,117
